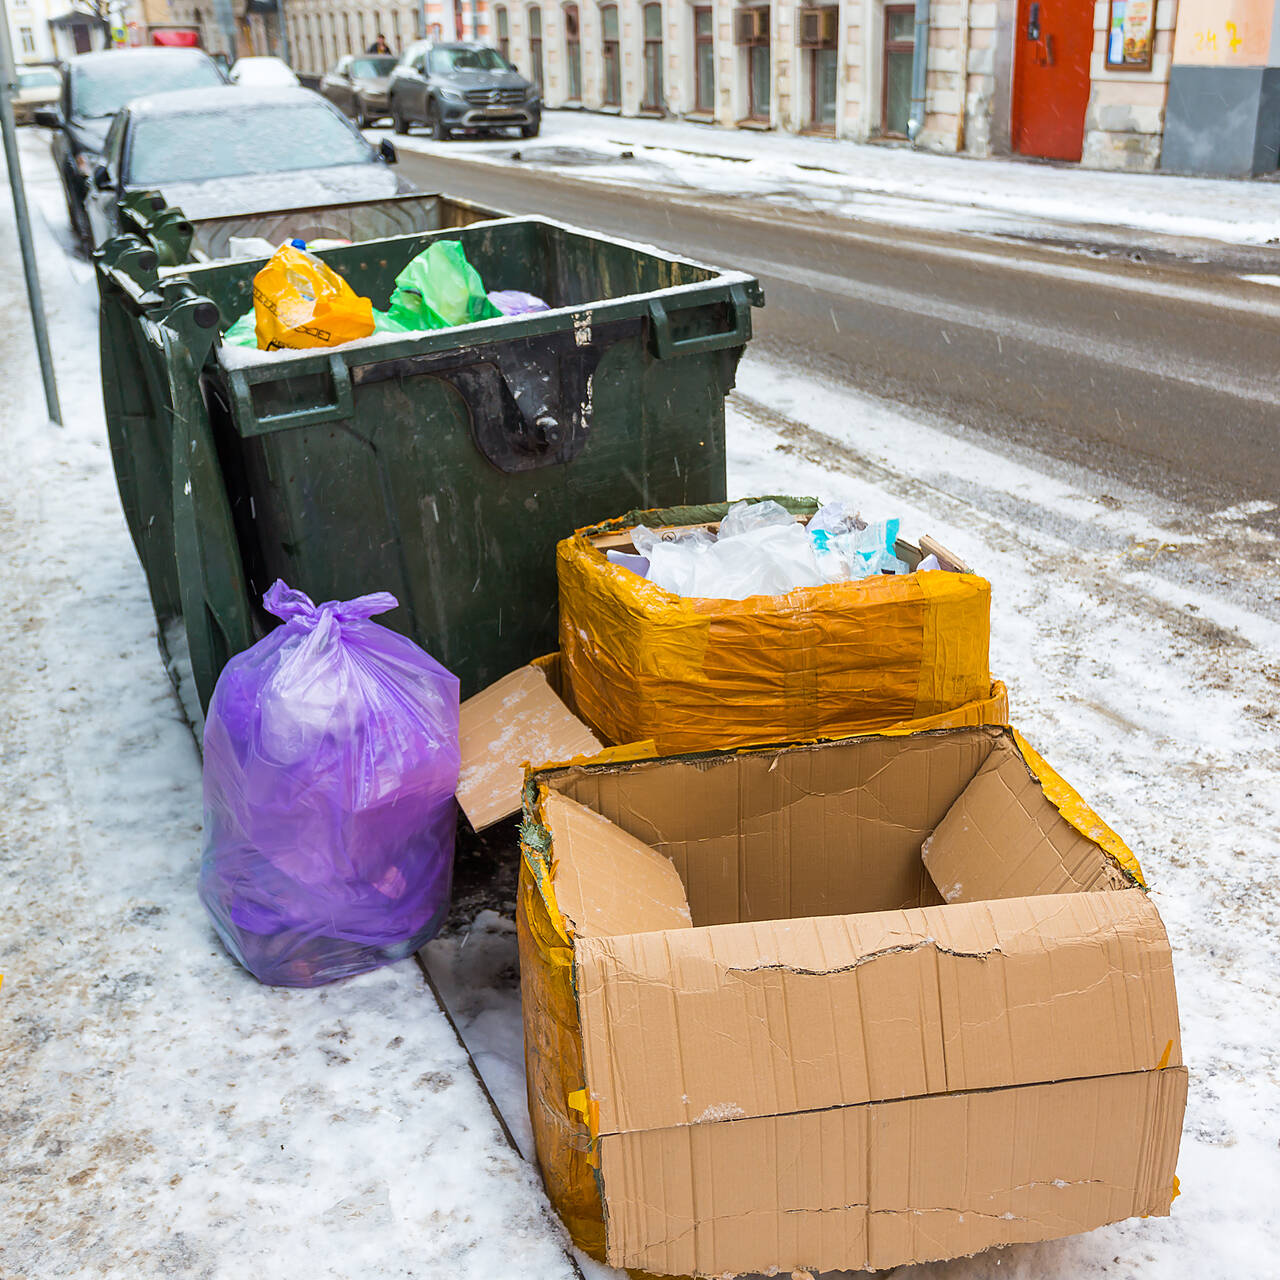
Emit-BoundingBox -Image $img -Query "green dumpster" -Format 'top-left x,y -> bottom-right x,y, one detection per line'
96,217 -> 763,712
115,188 -> 507,265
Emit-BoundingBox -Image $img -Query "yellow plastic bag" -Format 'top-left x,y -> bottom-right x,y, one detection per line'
252,242 -> 375,351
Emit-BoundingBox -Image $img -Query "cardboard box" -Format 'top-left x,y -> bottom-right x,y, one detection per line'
517,725 -> 1185,1277
557,502 -> 995,755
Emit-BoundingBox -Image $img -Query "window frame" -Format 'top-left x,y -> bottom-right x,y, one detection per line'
881,2 -> 914,138
641,2 -> 663,111
600,2 -> 620,106
693,4 -> 714,112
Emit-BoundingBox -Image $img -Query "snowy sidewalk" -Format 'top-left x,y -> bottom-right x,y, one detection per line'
379,108 -> 1280,249
0,134 -> 578,1279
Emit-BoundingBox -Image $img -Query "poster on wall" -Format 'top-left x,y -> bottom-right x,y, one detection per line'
1107,0 -> 1157,70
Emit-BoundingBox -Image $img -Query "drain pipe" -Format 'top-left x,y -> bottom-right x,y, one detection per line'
907,0 -> 930,145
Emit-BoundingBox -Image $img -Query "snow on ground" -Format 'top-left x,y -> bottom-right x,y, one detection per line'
3,117 -> 1278,1280
377,108 -> 1280,248
0,130 -> 577,1279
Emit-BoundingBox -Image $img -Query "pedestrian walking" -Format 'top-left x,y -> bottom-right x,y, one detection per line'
367,33 -> 392,53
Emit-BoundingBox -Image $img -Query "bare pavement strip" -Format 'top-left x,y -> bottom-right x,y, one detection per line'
1,120 -> 1279,1280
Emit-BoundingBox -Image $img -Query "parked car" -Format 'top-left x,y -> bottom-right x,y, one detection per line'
319,54 -> 397,128
228,55 -> 299,87
388,42 -> 540,139
37,47 -> 227,250
81,86 -> 410,247
10,64 -> 61,126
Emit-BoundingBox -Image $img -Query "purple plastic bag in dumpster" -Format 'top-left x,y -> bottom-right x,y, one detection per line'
198,581 -> 461,987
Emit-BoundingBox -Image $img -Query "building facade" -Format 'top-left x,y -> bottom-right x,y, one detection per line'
82,0 -> 1275,175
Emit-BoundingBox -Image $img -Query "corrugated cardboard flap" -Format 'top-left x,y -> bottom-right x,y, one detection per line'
923,735 -> 1137,902
457,662 -> 604,831
544,791 -> 692,938
575,890 -> 1179,1137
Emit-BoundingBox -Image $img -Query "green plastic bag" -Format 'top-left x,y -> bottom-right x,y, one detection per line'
221,308 -> 258,348
385,240 -> 502,332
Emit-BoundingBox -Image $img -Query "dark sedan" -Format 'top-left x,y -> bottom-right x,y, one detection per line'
388,42 -> 540,139
82,86 -> 410,247
36,47 -> 226,250
319,54 -> 397,128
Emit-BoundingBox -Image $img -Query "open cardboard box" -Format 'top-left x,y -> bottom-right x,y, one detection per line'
517,725 -> 1185,1277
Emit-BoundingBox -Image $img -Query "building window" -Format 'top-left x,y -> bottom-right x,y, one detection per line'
19,25 -> 35,51
734,5 -> 769,120
600,3 -> 620,105
564,3 -> 582,98
495,6 -> 510,58
882,4 -> 913,136
392,8 -> 402,49
528,5 -> 543,89
693,5 -> 714,112
642,3 -> 663,110
798,5 -> 837,129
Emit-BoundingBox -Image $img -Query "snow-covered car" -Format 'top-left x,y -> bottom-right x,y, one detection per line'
37,47 -> 227,250
318,54 -> 397,128
82,85 -> 412,247
10,64 -> 61,126
228,56 -> 300,87
388,42 -> 540,139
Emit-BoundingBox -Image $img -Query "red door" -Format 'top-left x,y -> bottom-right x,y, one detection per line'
1012,0 -> 1093,162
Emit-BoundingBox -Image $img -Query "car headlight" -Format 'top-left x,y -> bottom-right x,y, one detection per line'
438,88 -> 466,104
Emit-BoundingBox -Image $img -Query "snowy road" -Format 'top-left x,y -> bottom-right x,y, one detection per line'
2,116 -> 1278,1280
390,133 -> 1280,518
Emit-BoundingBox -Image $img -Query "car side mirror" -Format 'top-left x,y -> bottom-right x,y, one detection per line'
93,163 -> 113,191
33,105 -> 63,128
379,138 -> 398,165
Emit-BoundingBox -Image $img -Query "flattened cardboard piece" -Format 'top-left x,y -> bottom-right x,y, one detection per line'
555,728 -> 998,927
574,889 -> 1179,1137
543,791 -> 691,939
599,1066 -> 1189,1277
457,663 -> 603,830
923,736 -> 1135,903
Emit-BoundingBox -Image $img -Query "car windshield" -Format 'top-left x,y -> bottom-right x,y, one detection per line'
126,101 -> 371,185
430,47 -> 509,73
71,57 -> 224,118
17,69 -> 60,90
349,57 -> 396,77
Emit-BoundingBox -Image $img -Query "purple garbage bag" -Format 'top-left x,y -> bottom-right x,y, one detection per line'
198,581 -> 461,987
487,289 -> 551,316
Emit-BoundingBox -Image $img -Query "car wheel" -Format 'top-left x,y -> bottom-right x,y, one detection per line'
392,105 -> 410,134
520,121 -> 540,139
429,103 -> 451,141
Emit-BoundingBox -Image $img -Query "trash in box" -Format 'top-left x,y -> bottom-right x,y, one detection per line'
199,581 -> 460,987
557,496 -> 998,756
384,238 -> 501,331
516,725 -> 1186,1276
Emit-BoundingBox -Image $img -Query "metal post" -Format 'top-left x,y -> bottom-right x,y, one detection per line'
470,0 -> 478,40
0,0 -> 61,425
907,0 -> 930,145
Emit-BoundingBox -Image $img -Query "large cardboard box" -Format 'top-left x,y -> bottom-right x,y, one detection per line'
517,726 -> 1185,1277
557,501 -> 995,754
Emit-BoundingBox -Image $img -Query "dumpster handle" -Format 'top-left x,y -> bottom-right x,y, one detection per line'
648,283 -> 752,359
227,353 -> 354,436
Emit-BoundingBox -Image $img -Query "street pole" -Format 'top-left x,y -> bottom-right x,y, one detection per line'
0,0 -> 61,425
